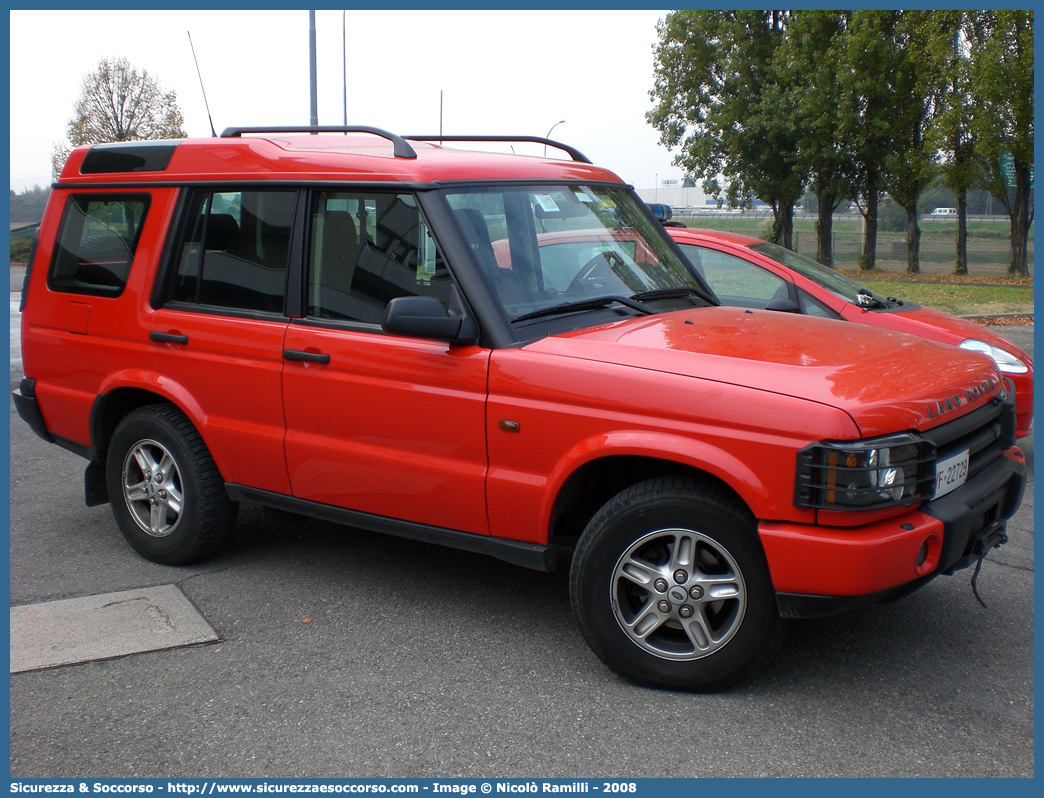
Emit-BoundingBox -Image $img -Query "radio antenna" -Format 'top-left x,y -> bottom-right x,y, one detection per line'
187,31 -> 217,137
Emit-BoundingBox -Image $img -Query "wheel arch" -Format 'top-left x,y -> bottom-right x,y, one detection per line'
89,376 -> 208,466
546,432 -> 776,548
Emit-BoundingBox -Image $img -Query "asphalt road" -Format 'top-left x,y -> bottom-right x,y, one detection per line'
8,281 -> 1034,778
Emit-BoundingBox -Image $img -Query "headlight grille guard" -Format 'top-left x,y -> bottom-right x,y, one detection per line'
795,433 -> 937,511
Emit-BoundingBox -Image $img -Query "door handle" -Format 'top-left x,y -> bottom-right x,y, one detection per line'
149,331 -> 189,345
283,349 -> 331,365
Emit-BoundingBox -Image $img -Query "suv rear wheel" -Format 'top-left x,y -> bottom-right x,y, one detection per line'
569,476 -> 783,690
106,404 -> 238,565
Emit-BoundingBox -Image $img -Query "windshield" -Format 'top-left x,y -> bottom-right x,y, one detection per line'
748,241 -> 867,304
444,184 -> 712,324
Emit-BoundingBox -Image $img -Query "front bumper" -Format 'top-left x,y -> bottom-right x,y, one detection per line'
761,446 -> 1025,619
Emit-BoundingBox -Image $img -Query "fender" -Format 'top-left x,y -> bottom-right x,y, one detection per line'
543,429 -> 804,527
487,427 -> 819,545
89,369 -> 210,463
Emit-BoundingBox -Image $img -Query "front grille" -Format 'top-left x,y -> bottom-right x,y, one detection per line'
920,394 -> 1016,485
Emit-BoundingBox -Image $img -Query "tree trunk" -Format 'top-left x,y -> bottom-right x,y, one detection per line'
780,202 -> 794,250
859,184 -> 878,270
1009,164 -> 1032,276
906,205 -> 920,274
769,202 -> 795,249
816,190 -> 835,268
955,191 -> 968,275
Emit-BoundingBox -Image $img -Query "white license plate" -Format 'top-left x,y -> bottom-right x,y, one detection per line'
933,449 -> 970,499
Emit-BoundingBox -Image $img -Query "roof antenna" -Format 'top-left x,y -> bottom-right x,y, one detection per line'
187,31 -> 217,137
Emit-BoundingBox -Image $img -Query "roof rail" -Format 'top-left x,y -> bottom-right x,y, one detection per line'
405,135 -> 592,164
219,126 -> 417,159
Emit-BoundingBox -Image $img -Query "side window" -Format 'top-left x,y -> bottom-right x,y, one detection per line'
799,288 -> 841,319
307,191 -> 449,324
48,194 -> 150,296
170,189 -> 295,313
684,245 -> 789,308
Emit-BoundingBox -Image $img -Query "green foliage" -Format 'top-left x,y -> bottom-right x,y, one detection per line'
969,12 -> 1034,172
878,201 -> 908,232
648,11 -> 804,246
780,12 -> 855,209
882,12 -> 954,272
930,13 -> 982,202
837,12 -> 902,194
967,11 -> 1034,275
10,236 -> 34,263
649,9 -> 1034,277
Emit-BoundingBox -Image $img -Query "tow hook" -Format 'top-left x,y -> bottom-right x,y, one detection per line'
970,522 -> 1008,608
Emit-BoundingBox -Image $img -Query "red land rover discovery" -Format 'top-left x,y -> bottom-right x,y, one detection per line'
15,128 -> 1026,690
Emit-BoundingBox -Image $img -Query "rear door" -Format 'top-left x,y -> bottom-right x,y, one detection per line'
149,187 -> 296,494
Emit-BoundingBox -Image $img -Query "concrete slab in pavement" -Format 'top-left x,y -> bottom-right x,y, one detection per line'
10,584 -> 219,673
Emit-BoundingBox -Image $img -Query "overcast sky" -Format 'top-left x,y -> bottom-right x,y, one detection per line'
8,9 -> 687,193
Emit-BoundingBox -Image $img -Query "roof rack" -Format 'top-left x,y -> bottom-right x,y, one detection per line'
219,126 -> 417,159
404,135 -> 592,164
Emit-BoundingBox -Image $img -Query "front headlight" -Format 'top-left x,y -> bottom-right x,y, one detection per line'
960,339 -> 1028,375
795,433 -> 936,510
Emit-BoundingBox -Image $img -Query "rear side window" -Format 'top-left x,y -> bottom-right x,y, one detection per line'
169,189 -> 296,314
48,194 -> 151,296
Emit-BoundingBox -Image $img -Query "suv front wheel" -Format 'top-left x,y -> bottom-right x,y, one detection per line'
569,477 -> 783,691
106,404 -> 238,565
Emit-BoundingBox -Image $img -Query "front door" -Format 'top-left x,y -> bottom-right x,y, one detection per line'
281,189 -> 490,535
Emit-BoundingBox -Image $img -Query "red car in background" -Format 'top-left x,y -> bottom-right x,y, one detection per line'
667,226 -> 1034,438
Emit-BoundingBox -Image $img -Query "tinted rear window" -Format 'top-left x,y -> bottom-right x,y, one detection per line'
48,194 -> 151,296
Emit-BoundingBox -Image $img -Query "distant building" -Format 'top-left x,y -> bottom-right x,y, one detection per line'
635,183 -> 709,210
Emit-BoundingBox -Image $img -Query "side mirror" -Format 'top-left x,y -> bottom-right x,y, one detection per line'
765,297 -> 801,314
382,286 -> 479,345
383,297 -> 460,339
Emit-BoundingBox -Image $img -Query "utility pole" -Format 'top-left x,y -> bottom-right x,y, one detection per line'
342,11 -> 347,127
309,10 -> 318,127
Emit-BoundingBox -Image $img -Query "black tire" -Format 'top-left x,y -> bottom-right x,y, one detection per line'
569,476 -> 783,691
106,404 -> 238,565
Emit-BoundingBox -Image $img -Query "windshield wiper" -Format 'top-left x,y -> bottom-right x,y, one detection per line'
512,295 -> 653,324
630,286 -> 709,303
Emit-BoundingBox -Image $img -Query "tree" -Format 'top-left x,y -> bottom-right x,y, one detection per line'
968,11 -> 1034,276
837,10 -> 907,271
648,10 -> 805,248
51,57 -> 186,179
779,11 -> 855,267
929,12 -> 981,275
882,11 -> 946,274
